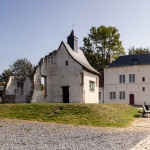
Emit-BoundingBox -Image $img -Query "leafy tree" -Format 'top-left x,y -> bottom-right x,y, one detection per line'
9,58 -> 34,80
128,46 -> 150,54
41,84 -> 45,91
81,26 -> 125,71
0,69 -> 13,82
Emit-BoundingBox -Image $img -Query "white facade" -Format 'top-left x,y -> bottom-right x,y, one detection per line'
83,71 -> 99,103
31,29 -> 100,104
31,42 -> 99,103
104,65 -> 150,105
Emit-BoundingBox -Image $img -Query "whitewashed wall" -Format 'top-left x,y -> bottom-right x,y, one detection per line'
5,76 -> 17,95
5,76 -> 32,103
83,71 -> 99,103
104,65 -> 150,104
49,43 -> 83,103
32,43 -> 84,103
31,67 -> 44,103
32,43 -> 100,103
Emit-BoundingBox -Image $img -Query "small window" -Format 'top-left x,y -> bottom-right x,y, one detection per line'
142,87 -> 145,91
142,77 -> 145,82
110,92 -> 116,99
119,91 -> 125,99
119,75 -> 125,83
89,81 -> 95,91
129,74 -> 135,82
66,61 -> 68,65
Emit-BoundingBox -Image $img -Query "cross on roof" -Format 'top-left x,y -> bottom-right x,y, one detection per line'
72,24 -> 74,30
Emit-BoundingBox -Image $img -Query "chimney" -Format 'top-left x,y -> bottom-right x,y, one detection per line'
107,55 -> 112,65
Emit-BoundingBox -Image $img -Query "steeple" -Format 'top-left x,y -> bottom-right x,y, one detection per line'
67,30 -> 78,53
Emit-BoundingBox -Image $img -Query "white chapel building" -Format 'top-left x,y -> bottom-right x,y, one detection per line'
31,30 -> 100,103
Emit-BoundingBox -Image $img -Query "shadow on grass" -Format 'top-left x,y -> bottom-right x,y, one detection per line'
134,113 -> 141,118
134,110 -> 143,118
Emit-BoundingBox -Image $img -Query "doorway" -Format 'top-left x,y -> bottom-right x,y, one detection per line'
41,76 -> 47,96
62,86 -> 69,103
129,94 -> 134,104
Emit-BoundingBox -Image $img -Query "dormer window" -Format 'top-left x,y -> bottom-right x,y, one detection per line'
132,58 -> 140,65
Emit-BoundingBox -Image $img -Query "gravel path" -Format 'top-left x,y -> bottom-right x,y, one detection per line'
0,119 -> 150,150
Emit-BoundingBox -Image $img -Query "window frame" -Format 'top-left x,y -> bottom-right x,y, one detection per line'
129,74 -> 135,82
142,77 -> 145,82
110,92 -> 116,99
119,75 -> 125,83
119,91 -> 125,99
142,87 -> 145,92
89,81 -> 95,92
132,61 -> 139,65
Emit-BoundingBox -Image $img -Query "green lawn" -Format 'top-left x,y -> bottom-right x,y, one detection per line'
0,103 -> 140,127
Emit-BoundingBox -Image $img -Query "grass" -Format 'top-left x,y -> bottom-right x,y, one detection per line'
0,103 -> 140,127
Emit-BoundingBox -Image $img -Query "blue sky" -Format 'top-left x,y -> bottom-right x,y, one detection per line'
0,0 -> 150,74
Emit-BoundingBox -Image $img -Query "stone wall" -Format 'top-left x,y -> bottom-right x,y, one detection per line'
4,76 -> 32,103
31,43 -> 84,103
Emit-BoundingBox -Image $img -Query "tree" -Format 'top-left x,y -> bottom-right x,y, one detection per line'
80,26 -> 125,71
41,84 -> 45,91
0,69 -> 13,82
128,46 -> 150,54
9,58 -> 34,80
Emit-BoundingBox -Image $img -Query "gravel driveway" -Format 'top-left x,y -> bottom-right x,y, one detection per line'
0,118 -> 150,150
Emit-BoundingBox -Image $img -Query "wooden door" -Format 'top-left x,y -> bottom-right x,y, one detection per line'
129,94 -> 134,104
62,86 -> 69,103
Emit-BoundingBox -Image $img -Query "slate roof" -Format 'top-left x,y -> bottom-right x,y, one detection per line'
108,54 -> 150,67
67,30 -> 77,38
62,42 -> 100,75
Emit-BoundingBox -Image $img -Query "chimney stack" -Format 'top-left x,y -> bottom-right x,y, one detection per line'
107,55 -> 112,65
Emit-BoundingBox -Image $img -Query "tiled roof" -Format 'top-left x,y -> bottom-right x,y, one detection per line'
108,54 -> 150,67
63,42 -> 100,75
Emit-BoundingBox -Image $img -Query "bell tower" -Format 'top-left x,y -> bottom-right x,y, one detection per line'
67,30 -> 78,53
